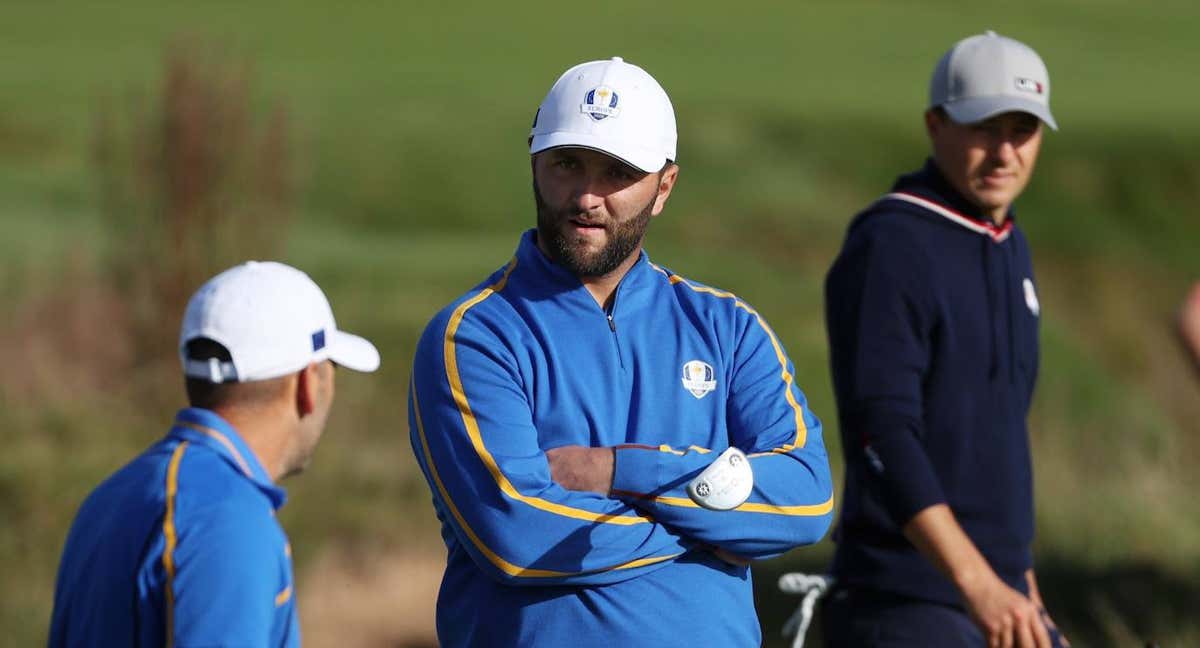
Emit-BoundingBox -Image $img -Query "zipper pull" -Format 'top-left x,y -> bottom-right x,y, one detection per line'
607,313 -> 616,332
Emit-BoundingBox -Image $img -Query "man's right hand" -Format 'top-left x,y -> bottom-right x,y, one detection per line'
959,570 -> 1051,648
903,504 -> 1051,648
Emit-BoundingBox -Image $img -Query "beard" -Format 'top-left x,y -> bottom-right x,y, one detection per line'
533,178 -> 655,278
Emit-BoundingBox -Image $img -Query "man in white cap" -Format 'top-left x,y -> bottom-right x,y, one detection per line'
822,32 -> 1068,647
49,261 -> 380,647
409,57 -> 834,646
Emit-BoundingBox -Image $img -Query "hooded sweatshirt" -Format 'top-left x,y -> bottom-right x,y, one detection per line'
825,159 -> 1040,605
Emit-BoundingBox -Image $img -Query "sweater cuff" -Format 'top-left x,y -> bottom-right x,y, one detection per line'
611,446 -> 665,496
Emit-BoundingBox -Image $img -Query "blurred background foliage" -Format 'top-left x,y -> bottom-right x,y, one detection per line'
1,2 -> 1197,646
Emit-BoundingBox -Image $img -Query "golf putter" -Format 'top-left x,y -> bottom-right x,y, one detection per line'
687,447 -> 754,511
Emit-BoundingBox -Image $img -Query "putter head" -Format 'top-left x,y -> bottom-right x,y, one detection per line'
687,447 -> 754,511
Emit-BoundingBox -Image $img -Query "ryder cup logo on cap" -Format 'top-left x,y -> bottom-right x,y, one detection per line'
180,261 -> 380,383
530,56 -> 676,173
582,86 -> 620,120
930,30 -> 1058,130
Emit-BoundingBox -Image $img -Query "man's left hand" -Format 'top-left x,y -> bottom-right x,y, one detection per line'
546,446 -> 614,494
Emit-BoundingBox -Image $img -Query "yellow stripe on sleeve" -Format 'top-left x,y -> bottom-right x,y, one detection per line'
411,381 -> 680,578
652,444 -> 713,456
634,493 -> 835,516
442,258 -> 647,526
613,452 -> 833,516
650,264 -> 809,449
162,442 -> 189,648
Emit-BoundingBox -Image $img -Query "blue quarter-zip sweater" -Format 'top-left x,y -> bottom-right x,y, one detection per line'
825,160 -> 1041,606
49,408 -> 299,647
410,229 -> 834,647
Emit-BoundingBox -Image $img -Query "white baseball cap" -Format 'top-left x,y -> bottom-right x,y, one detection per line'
529,56 -> 677,173
180,261 -> 380,383
930,30 -> 1058,131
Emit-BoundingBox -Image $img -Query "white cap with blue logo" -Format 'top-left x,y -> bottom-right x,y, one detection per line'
530,56 -> 677,173
180,261 -> 380,383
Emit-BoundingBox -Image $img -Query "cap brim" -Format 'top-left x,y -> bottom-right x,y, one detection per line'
530,131 -> 666,173
943,96 -> 1058,131
327,330 -> 380,373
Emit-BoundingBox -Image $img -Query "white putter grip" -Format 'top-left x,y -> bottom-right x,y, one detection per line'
686,447 -> 754,511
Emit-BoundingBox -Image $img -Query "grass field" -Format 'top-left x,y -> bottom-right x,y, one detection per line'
3,2 -> 1199,646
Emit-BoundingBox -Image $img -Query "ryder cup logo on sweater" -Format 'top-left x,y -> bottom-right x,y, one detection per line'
1023,278 -> 1040,316
581,86 -> 620,121
681,360 -> 717,399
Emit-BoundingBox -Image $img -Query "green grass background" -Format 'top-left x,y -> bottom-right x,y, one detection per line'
2,1 -> 1198,645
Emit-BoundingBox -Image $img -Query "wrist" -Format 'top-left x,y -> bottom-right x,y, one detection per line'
602,447 -> 615,494
952,558 -> 997,599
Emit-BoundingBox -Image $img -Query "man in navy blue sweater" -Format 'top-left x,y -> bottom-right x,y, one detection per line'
822,31 -> 1068,648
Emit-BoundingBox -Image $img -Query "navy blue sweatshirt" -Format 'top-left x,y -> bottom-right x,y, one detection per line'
825,159 -> 1040,606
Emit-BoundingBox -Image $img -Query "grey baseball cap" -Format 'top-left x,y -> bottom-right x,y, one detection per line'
930,30 -> 1058,131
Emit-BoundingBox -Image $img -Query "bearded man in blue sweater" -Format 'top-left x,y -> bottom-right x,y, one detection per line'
823,31 -> 1069,648
409,57 -> 833,647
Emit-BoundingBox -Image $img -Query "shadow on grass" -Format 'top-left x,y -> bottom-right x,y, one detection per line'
754,554 -> 1198,647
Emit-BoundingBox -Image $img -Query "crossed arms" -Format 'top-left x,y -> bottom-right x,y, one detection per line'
408,298 -> 834,586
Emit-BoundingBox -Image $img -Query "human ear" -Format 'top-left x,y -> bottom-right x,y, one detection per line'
295,363 -> 320,417
652,164 -> 679,216
924,109 -> 941,139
